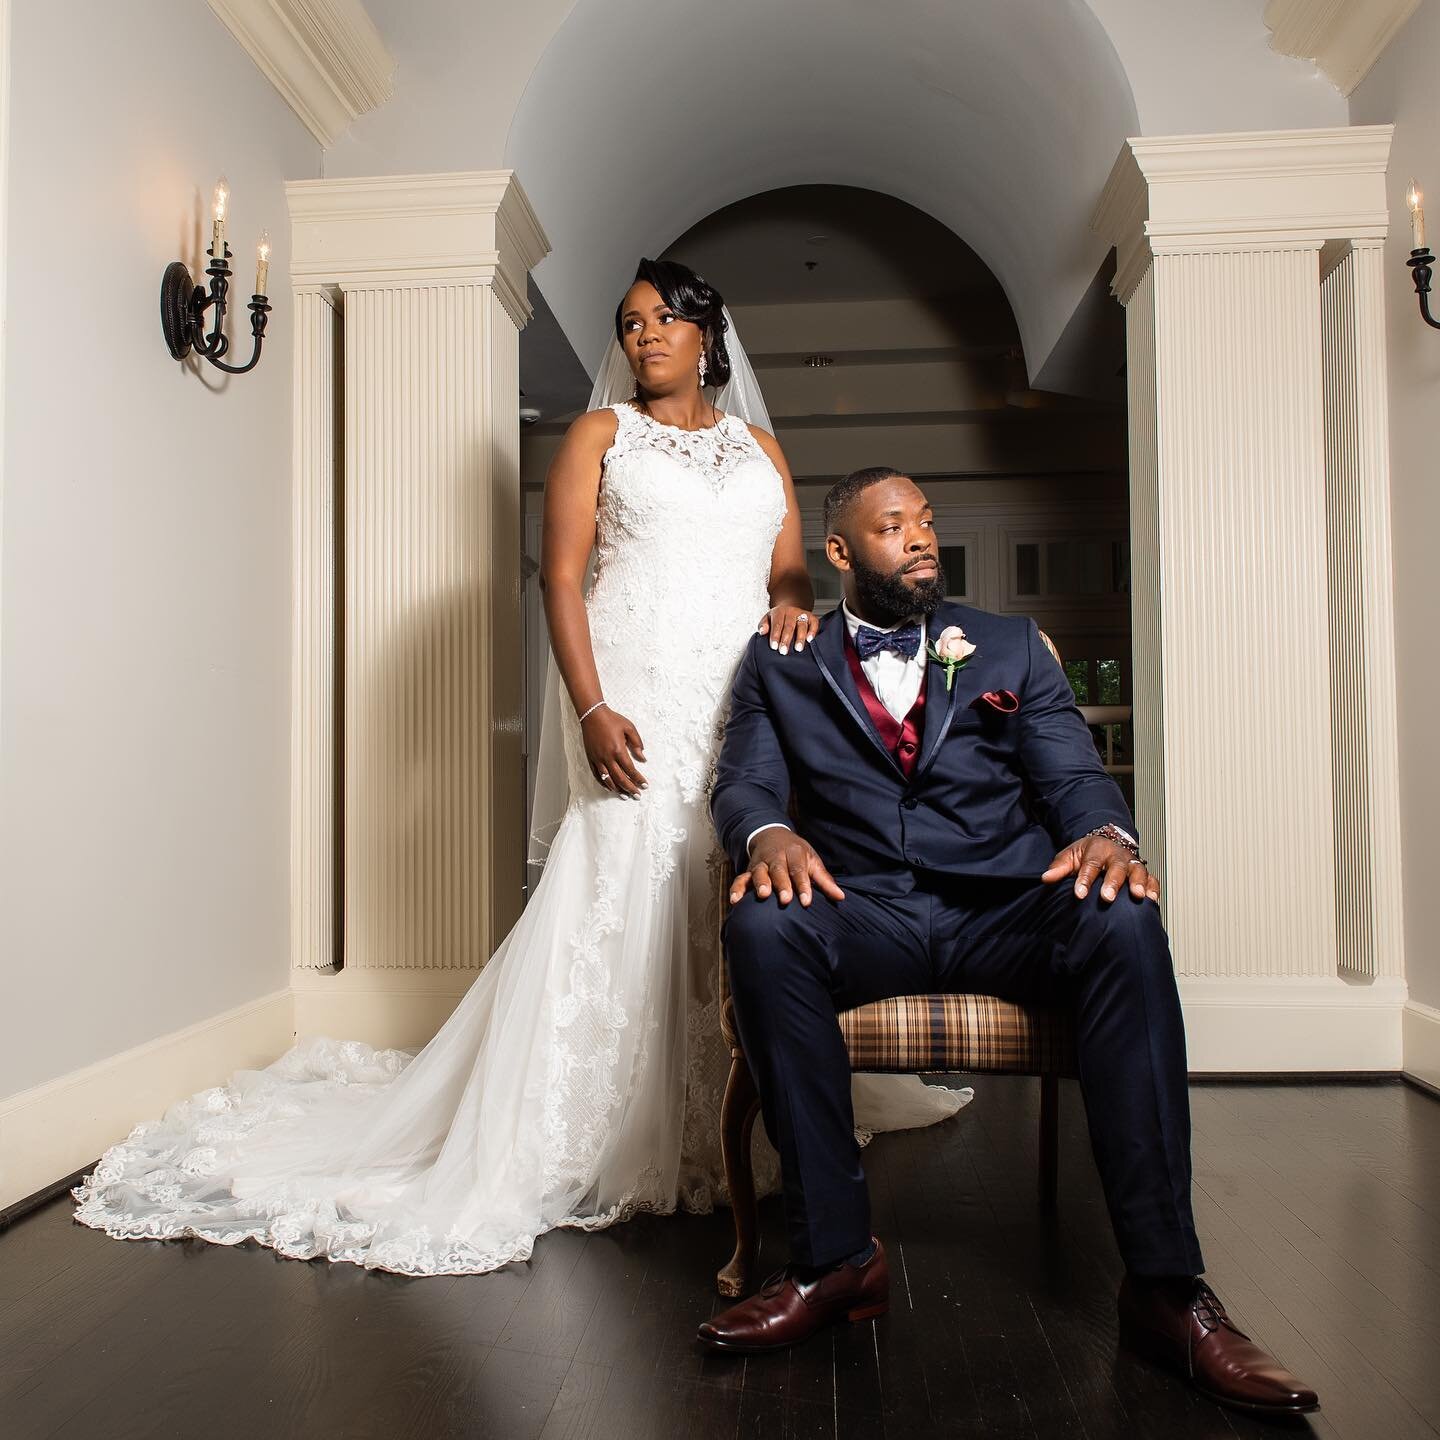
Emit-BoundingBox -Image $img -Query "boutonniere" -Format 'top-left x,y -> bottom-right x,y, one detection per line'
926,625 -> 977,692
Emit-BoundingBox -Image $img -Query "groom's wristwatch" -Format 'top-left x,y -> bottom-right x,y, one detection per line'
1086,822 -> 1144,865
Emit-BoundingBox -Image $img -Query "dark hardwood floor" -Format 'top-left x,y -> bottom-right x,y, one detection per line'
3,1077 -> 1438,1439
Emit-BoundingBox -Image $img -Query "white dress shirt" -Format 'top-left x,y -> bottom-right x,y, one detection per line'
841,600 -> 927,723
745,603 -> 927,853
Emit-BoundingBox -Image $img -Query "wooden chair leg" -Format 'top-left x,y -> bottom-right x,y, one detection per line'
1038,1073 -> 1060,1213
717,1053 -> 762,1297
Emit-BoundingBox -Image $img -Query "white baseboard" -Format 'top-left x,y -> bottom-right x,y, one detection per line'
290,965 -> 484,1051
3,969 -> 1422,1214
1179,975 -> 1406,1071
291,970 -> 1418,1074
1403,999 -> 1440,1091
0,970 -> 484,1214
0,988 -> 294,1211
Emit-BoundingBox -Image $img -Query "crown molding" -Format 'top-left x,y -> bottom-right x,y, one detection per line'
285,171 -> 552,327
207,0 -> 394,148
1091,126 -> 1394,303
1264,0 -> 1420,96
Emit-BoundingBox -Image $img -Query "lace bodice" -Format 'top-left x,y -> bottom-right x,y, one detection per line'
565,402 -> 788,808
605,402 -> 767,490
590,400 -> 785,617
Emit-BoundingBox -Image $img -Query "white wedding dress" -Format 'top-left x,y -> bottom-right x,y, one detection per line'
71,401 -> 971,1275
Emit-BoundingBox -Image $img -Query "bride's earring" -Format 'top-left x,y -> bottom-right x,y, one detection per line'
697,352 -> 708,386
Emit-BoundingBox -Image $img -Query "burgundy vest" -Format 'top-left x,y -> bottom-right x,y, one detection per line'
843,627 -> 927,780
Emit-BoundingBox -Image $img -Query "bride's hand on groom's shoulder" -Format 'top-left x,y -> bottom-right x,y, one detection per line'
581,705 -> 647,797
1041,836 -> 1160,905
732,829 -> 845,909
758,605 -> 816,655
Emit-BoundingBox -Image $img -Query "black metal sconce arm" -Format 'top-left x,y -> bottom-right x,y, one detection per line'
161,247 -> 271,373
1407,248 -> 1440,330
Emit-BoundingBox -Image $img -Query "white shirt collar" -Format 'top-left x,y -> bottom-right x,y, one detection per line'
841,599 -> 924,640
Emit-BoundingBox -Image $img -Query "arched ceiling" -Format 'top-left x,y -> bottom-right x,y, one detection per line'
328,0 -> 1348,391
505,0 -> 1139,390
1087,0 -> 1346,134
642,185 -> 1129,484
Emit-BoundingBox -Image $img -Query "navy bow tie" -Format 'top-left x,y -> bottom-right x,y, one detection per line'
855,622 -> 923,661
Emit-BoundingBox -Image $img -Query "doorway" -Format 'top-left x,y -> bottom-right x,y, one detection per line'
517,184 -> 1133,882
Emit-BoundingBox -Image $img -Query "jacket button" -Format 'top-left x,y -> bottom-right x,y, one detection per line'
901,797 -> 918,810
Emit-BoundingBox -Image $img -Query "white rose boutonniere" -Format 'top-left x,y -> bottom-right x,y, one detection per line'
927,625 -> 977,692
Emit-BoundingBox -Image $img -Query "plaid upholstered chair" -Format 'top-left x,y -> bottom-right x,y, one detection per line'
714,898 -> 1078,1295
713,633 -> 1082,1298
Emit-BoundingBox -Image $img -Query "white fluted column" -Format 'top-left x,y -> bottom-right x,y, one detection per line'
1156,242 -> 1337,980
1094,127 -> 1405,1069
290,288 -> 341,971
1123,267 -> 1166,902
285,172 -> 549,1042
1320,239 -> 1405,981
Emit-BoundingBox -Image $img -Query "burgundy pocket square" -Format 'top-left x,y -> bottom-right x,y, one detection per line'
975,689 -> 1020,714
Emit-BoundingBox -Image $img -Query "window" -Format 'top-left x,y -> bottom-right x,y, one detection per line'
937,545 -> 967,597
1014,537 -> 1129,598
1063,657 -> 1124,706
1060,653 -> 1134,809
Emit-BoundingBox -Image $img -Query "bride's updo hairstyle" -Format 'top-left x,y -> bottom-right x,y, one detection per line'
616,257 -> 733,390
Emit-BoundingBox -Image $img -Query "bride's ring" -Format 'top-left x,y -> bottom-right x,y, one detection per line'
598,770 -> 611,784
798,613 -> 809,625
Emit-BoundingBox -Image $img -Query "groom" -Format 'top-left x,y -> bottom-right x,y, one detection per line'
698,467 -> 1318,1418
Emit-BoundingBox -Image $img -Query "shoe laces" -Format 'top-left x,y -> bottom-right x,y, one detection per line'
759,1266 -> 791,1298
760,1258 -> 840,1300
1194,1282 -> 1247,1339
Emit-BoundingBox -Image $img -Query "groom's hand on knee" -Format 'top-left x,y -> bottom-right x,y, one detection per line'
731,830 -> 845,908
1042,835 -> 1160,904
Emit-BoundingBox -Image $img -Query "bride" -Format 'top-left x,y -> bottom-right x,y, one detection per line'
71,258 -> 970,1275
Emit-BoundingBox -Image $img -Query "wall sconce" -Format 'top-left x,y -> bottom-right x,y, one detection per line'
160,176 -> 273,372
1405,178 -> 1439,331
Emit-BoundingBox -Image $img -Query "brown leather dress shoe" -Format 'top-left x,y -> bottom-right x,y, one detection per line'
1118,1275 -> 1319,1416
698,1239 -> 889,1353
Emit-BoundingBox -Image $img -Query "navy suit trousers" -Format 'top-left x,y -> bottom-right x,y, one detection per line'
722,874 -> 1205,1278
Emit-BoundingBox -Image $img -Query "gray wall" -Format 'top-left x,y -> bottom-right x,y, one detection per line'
1351,0 -> 1440,1011
0,0 -> 318,1098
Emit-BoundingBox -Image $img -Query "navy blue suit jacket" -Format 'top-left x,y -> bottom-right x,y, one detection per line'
710,602 -> 1137,896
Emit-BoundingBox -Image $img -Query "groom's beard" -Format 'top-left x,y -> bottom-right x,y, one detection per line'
851,555 -> 948,624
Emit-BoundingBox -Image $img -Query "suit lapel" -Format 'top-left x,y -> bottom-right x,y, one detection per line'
809,611 -> 907,780
913,608 -> 986,782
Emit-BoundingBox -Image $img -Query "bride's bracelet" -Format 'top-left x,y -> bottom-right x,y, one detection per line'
577,699 -> 608,723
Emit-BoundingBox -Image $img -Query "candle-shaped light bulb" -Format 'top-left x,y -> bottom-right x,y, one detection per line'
1407,177 -> 1426,251
211,175 -> 230,265
255,230 -> 271,296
